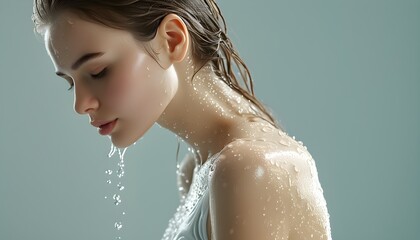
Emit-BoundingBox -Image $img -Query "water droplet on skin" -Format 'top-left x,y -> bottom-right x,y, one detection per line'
278,130 -> 286,136
279,139 -> 290,146
261,126 -> 272,133
255,165 -> 265,178
296,146 -> 305,154
229,228 -> 234,234
294,165 -> 299,173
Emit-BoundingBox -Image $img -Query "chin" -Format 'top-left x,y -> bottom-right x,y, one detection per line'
109,126 -> 150,149
109,135 -> 137,149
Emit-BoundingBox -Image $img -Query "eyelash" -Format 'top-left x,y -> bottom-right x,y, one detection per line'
91,67 -> 108,79
67,67 -> 108,91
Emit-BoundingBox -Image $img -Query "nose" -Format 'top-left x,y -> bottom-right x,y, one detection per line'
73,83 -> 99,115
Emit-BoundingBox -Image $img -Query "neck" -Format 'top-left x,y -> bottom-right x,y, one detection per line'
156,60 -> 258,165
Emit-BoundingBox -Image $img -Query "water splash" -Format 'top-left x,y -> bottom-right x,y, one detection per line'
105,142 -> 130,240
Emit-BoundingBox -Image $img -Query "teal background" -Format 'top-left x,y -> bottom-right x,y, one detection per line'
1,1 -> 419,239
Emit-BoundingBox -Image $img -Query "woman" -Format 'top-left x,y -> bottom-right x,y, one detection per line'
32,0 -> 332,239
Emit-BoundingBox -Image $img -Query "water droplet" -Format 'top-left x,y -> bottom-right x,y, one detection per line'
229,228 -> 234,234
117,167 -> 125,178
105,169 -> 113,175
296,146 -> 305,154
114,221 -> 123,230
106,179 -> 112,184
278,130 -> 286,136
113,194 -> 121,205
279,139 -> 290,146
261,126 -> 272,133
117,182 -> 125,191
255,165 -> 265,178
294,165 -> 299,173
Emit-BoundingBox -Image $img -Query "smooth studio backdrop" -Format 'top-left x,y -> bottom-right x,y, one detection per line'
0,1 -> 419,239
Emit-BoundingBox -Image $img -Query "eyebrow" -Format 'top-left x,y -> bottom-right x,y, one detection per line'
55,52 -> 104,76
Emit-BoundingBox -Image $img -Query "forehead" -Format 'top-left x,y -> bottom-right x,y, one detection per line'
44,11 -> 132,69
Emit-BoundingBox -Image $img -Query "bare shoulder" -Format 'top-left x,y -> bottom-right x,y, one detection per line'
208,137 -> 332,240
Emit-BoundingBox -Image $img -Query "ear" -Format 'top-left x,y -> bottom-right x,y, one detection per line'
152,13 -> 189,69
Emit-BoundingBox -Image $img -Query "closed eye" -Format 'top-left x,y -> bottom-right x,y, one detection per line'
91,67 -> 108,79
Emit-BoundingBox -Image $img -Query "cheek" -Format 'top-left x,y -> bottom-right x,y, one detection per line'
104,52 -> 163,112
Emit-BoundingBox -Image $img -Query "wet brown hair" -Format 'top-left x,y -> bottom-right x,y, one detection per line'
32,0 -> 286,161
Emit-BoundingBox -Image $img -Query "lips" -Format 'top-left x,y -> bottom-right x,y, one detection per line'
90,119 -> 116,128
90,118 -> 118,135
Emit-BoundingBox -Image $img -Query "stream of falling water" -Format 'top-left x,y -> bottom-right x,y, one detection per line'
105,141 -> 131,240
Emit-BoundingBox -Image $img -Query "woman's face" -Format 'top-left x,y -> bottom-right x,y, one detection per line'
44,11 -> 178,148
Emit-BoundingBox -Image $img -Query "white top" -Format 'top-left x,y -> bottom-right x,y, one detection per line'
161,151 -> 221,240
